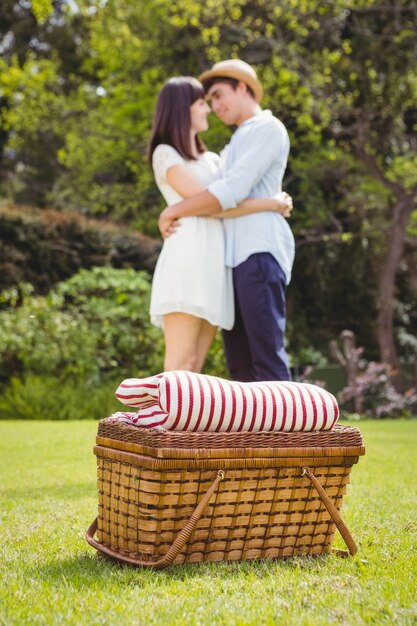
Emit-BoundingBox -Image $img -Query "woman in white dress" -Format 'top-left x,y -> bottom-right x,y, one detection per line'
148,77 -> 291,373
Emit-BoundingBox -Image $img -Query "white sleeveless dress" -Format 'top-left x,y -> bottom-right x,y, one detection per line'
150,144 -> 234,330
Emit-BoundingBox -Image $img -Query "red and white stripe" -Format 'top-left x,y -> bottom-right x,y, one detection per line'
115,377 -> 160,407
114,371 -> 339,432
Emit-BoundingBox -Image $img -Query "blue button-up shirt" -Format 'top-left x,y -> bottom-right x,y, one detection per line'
207,110 -> 295,284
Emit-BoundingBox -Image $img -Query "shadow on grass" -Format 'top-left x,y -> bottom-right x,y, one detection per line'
29,549 -> 329,588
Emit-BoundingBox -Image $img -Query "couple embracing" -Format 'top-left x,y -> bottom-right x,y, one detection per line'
147,59 -> 295,383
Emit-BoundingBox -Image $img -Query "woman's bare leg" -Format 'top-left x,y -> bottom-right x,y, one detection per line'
163,312 -> 202,371
194,320 -> 218,373
163,313 -> 218,372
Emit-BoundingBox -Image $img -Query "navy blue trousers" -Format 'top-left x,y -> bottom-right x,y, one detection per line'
222,253 -> 291,382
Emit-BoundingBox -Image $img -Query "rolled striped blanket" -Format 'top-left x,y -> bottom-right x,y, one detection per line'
112,371 -> 339,433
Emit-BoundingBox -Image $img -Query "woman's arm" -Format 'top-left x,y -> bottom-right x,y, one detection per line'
165,164 -> 292,218
166,164 -> 206,197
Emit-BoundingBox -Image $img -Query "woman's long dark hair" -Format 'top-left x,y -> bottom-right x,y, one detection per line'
147,76 -> 206,163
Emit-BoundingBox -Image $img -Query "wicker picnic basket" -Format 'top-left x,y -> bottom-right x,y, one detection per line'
86,419 -> 365,569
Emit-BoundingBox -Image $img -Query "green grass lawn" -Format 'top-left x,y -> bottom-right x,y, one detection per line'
1,419 -> 416,626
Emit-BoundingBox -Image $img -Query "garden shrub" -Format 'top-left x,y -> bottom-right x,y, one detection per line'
0,204 -> 161,294
0,376 -> 121,420
0,266 -> 165,385
338,360 -> 417,418
0,265 -> 230,418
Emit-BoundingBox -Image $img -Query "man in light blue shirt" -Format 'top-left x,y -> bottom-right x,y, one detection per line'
158,59 -> 295,381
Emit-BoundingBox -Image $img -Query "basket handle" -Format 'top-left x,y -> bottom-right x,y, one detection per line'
302,466 -> 357,556
86,469 -> 225,569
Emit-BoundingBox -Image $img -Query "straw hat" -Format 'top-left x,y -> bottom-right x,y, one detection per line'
198,59 -> 263,103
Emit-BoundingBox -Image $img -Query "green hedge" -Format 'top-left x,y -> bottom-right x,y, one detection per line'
0,265 -> 228,418
0,266 -> 164,385
0,204 -> 161,294
0,376 -> 121,420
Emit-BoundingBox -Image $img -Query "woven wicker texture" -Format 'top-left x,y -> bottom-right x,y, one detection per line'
89,420 -> 365,567
98,419 -> 364,452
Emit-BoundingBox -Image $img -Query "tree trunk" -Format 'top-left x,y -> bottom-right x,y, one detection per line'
376,196 -> 415,377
